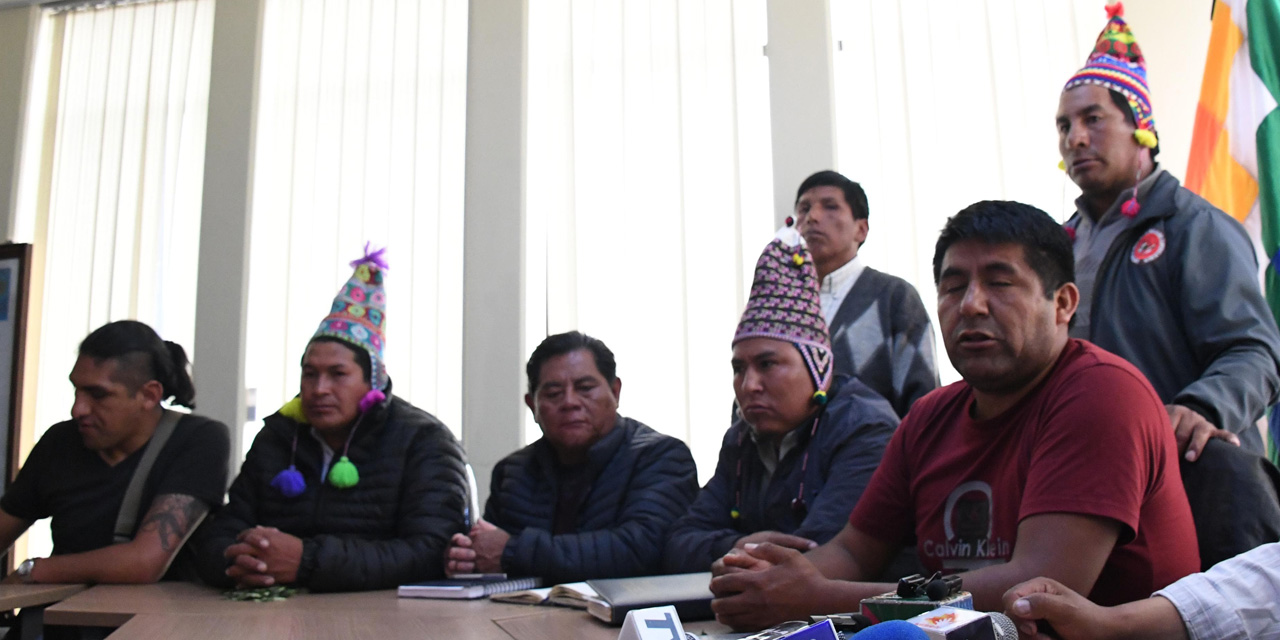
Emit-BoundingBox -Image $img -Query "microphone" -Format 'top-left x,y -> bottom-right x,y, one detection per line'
851,620 -> 930,639
902,606 -> 1018,639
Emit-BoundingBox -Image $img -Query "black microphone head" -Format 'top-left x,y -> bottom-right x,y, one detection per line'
848,614 -> 873,632
924,579 -> 950,601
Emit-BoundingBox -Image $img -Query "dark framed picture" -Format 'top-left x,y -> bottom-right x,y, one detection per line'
0,243 -> 32,488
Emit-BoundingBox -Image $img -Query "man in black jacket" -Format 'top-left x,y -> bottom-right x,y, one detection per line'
197,249 -> 468,592
445,331 -> 698,584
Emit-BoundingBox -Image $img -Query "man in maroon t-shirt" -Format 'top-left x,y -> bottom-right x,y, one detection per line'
708,200 -> 1199,631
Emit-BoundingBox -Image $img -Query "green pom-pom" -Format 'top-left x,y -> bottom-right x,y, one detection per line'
279,397 -> 306,423
328,456 -> 359,488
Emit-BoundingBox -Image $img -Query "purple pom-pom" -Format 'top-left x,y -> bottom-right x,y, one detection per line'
270,466 -> 306,497
349,242 -> 389,270
359,389 -> 386,413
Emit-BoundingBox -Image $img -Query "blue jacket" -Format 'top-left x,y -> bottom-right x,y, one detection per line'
485,416 -> 698,584
662,377 -> 898,573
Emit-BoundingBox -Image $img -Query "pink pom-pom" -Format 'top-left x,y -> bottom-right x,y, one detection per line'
1106,2 -> 1124,19
270,466 -> 306,498
785,216 -> 794,227
359,389 -> 386,413
1064,226 -> 1077,242
1121,197 -> 1140,218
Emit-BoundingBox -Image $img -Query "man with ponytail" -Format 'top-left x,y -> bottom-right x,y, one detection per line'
196,246 -> 469,592
0,320 -> 230,584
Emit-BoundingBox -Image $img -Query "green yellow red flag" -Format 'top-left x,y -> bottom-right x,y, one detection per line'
1186,0 -> 1280,462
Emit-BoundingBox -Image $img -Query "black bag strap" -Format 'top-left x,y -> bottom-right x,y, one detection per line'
113,409 -> 182,543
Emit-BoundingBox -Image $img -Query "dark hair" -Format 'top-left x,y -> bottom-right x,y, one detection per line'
932,200 -> 1076,299
794,170 -> 869,220
79,320 -> 196,409
1107,89 -> 1160,161
526,331 -> 617,395
304,336 -> 373,384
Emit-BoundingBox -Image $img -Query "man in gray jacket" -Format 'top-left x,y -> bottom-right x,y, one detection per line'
1057,7 -> 1280,462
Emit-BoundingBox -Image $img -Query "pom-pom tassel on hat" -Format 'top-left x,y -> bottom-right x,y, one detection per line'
1121,196 -> 1141,218
270,466 -> 306,498
358,389 -> 386,413
1133,128 -> 1157,148
328,457 -> 360,489
1106,1 -> 1124,19
349,242 -> 389,270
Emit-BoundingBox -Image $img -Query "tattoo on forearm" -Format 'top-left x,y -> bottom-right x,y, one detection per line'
138,494 -> 209,553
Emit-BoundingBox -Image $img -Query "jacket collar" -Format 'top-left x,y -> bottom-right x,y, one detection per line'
1069,166 -> 1176,229
535,414 -> 628,476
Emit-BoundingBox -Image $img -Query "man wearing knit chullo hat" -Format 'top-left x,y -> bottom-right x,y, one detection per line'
1058,2 -> 1280,465
662,226 -> 898,575
196,245 -> 469,592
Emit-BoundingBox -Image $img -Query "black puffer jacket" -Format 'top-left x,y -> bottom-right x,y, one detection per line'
196,394 -> 468,591
485,416 -> 698,584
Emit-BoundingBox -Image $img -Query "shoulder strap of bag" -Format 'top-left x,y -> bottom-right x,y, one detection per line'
113,409 -> 183,543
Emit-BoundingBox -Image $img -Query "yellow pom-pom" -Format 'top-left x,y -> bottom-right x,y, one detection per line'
792,253 -> 804,266
1133,129 -> 1157,148
1057,159 -> 1067,171
278,397 -> 307,423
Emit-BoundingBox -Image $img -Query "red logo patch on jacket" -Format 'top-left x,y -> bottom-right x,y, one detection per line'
1130,229 -> 1166,264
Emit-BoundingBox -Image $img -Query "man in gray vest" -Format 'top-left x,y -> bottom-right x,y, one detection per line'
793,170 -> 938,418
0,320 -> 229,584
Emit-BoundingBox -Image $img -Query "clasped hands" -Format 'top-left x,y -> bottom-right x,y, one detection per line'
709,532 -> 827,631
444,518 -> 511,576
223,526 -> 303,588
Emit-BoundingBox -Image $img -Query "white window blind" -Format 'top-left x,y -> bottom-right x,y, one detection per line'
830,0 -> 1099,384
525,0 -> 775,481
16,0 -> 215,560
243,0 -> 468,451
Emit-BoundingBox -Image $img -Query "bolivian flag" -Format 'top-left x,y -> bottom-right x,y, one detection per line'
1185,0 -> 1280,461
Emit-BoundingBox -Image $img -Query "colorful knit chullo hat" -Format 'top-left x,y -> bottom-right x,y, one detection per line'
312,243 -> 390,392
1063,3 -> 1158,150
270,244 -> 390,497
734,226 -> 834,403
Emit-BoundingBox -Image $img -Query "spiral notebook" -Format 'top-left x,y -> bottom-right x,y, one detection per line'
397,576 -> 543,600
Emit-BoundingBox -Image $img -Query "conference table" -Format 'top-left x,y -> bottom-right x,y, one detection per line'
38,582 -> 734,640
0,584 -> 86,612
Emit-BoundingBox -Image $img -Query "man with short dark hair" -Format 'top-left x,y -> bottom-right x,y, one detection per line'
445,331 -> 698,584
706,201 -> 1198,631
1057,5 -> 1280,462
0,320 -> 230,584
197,249 -> 469,592
793,170 -> 937,418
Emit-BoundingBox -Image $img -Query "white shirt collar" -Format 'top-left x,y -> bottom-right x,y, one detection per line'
819,254 -> 865,323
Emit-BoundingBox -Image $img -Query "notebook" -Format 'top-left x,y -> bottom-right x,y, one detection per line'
489,581 -> 601,608
585,572 -> 714,625
397,576 -> 542,600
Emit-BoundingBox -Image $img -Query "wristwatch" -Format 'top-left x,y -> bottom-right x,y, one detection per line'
15,558 -> 36,583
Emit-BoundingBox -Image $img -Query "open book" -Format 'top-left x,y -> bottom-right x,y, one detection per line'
489,581 -> 601,609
